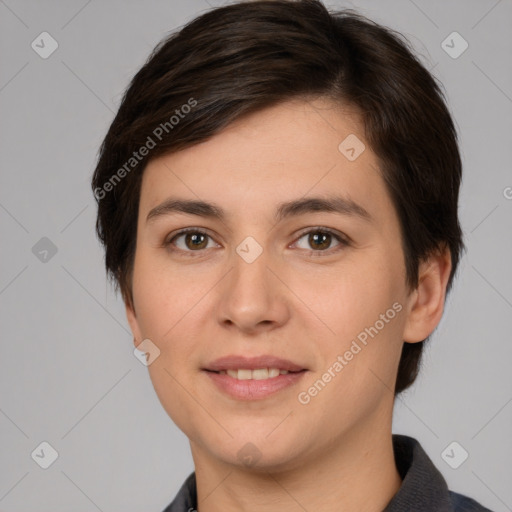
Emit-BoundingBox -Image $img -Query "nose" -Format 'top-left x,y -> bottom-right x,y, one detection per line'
215,245 -> 291,335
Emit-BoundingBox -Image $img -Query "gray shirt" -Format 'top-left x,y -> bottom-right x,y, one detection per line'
162,434 -> 493,511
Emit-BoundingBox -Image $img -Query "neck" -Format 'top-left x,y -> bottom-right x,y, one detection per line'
190,420 -> 401,512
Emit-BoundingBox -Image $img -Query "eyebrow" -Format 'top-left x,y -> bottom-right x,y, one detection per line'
146,195 -> 373,224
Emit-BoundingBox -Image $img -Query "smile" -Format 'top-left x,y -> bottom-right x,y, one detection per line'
216,368 -> 292,380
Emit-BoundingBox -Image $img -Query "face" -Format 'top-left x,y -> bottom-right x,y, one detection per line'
126,98 -> 428,471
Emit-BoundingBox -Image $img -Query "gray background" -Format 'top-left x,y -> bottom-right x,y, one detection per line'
1,0 -> 511,510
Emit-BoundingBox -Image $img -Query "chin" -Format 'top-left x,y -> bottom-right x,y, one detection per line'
204,430 -> 310,473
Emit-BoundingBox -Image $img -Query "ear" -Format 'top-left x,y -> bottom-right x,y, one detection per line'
402,244 -> 452,343
125,297 -> 143,349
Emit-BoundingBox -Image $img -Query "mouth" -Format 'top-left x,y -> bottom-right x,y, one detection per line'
202,355 -> 308,400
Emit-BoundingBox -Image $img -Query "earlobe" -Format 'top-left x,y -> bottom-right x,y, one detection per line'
125,299 -> 143,348
402,245 -> 452,343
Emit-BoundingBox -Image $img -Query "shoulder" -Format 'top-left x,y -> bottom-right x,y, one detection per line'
449,490 -> 495,512
388,435 -> 495,512
161,472 -> 196,512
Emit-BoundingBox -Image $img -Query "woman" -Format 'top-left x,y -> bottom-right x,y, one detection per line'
91,1 -> 493,510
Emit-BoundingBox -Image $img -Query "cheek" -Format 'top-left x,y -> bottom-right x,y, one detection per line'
132,250 -> 200,337
292,255 -> 403,340
292,254 -> 406,391
131,252 -> 218,384
131,257 -> 208,431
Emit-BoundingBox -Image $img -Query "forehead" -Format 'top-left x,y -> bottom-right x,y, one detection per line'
139,98 -> 393,225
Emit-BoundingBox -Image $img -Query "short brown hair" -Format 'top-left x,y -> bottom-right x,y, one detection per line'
91,0 -> 465,394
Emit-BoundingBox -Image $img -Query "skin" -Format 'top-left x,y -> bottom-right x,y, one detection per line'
125,97 -> 452,511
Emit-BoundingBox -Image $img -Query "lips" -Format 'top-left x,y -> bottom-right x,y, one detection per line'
202,355 -> 307,399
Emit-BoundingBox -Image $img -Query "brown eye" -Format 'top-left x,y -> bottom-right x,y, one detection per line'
308,231 -> 332,250
183,232 -> 208,250
167,229 -> 216,254
294,228 -> 349,255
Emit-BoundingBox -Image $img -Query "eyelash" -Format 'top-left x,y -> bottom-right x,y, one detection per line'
164,226 -> 350,258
